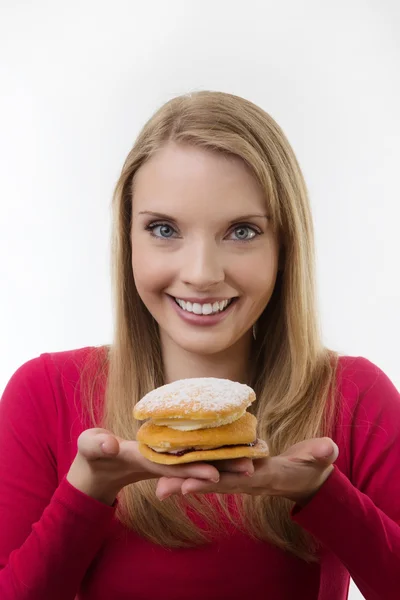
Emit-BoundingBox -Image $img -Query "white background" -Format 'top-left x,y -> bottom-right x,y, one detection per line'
1,2 -> 399,597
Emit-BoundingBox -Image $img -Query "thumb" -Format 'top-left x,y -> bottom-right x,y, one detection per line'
78,428 -> 120,460
283,437 -> 339,467
311,437 -> 339,464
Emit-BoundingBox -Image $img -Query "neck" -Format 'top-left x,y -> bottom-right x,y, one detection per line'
161,332 -> 254,385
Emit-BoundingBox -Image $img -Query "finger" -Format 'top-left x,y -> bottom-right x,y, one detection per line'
162,462 -> 221,482
211,457 -> 255,475
116,444 -> 222,482
311,438 -> 339,463
133,451 -> 221,482
283,437 -> 339,466
100,435 -> 120,456
181,472 -> 251,495
181,477 -> 219,495
155,477 -> 185,500
77,429 -> 120,460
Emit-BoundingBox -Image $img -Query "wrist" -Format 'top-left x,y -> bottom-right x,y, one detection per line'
67,456 -> 120,506
69,477 -> 119,506
285,465 -> 335,506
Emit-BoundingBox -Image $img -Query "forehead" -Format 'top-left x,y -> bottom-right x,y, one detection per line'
132,143 -> 267,216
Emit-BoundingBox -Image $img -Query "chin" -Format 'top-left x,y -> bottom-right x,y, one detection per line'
166,330 -> 243,357
182,341 -> 227,356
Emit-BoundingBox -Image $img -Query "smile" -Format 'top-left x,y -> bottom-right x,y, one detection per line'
173,297 -> 235,315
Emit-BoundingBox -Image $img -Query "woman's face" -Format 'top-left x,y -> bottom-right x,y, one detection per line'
131,142 -> 280,356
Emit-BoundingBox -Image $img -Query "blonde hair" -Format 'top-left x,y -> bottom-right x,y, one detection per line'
86,91 -> 339,562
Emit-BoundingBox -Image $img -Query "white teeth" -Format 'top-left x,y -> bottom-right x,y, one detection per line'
192,303 -> 202,315
175,297 -> 234,315
202,303 -> 213,315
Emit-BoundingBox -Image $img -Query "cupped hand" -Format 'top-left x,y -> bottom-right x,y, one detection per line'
155,437 -> 339,506
66,428 -> 252,505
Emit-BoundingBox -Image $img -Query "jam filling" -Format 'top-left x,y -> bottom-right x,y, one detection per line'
156,440 -> 257,457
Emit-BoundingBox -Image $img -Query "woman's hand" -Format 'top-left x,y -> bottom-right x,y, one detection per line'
155,437 -> 339,506
66,428 -> 251,506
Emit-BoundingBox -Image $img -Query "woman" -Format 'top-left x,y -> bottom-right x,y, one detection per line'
0,91 -> 399,600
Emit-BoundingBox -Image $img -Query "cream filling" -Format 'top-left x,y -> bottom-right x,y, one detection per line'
149,444 -> 222,454
153,410 -> 245,431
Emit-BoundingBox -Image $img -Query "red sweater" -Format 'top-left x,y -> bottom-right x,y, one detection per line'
0,348 -> 399,600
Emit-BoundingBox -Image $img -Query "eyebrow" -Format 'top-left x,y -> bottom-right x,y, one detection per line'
137,210 -> 269,222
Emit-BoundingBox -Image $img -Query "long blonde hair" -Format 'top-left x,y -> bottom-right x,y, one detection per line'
86,91 -> 339,562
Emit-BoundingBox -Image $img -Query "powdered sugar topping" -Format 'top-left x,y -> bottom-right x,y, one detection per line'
135,378 -> 255,417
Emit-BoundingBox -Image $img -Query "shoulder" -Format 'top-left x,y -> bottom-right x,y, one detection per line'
337,354 -> 396,388
3,346 -> 105,389
335,354 -> 399,417
1,347 -> 110,478
1,346 -> 108,419
41,345 -> 109,390
333,355 -> 400,482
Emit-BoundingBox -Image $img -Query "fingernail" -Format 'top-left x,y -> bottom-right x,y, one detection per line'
244,471 -> 254,477
100,442 -> 110,455
320,446 -> 333,457
211,477 -> 220,483
159,494 -> 171,502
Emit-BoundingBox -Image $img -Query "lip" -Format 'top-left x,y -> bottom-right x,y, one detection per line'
166,295 -> 238,327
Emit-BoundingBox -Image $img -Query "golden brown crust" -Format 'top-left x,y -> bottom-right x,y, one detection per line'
137,411 -> 257,448
133,378 -> 256,421
138,439 -> 269,464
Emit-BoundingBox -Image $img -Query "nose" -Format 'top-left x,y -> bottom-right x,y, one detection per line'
180,239 -> 225,290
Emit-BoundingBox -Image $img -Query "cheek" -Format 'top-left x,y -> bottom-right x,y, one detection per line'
229,252 -> 279,297
131,245 -> 172,295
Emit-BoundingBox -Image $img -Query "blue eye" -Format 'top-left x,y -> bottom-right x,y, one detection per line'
145,222 -> 260,241
147,223 -> 176,238
230,226 -> 258,241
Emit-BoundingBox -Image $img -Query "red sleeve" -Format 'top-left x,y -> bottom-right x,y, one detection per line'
291,358 -> 400,600
0,357 -> 116,600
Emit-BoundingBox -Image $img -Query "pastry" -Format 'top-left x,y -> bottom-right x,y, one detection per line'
133,378 -> 269,464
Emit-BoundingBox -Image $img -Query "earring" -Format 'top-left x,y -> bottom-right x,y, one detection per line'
252,323 -> 257,340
